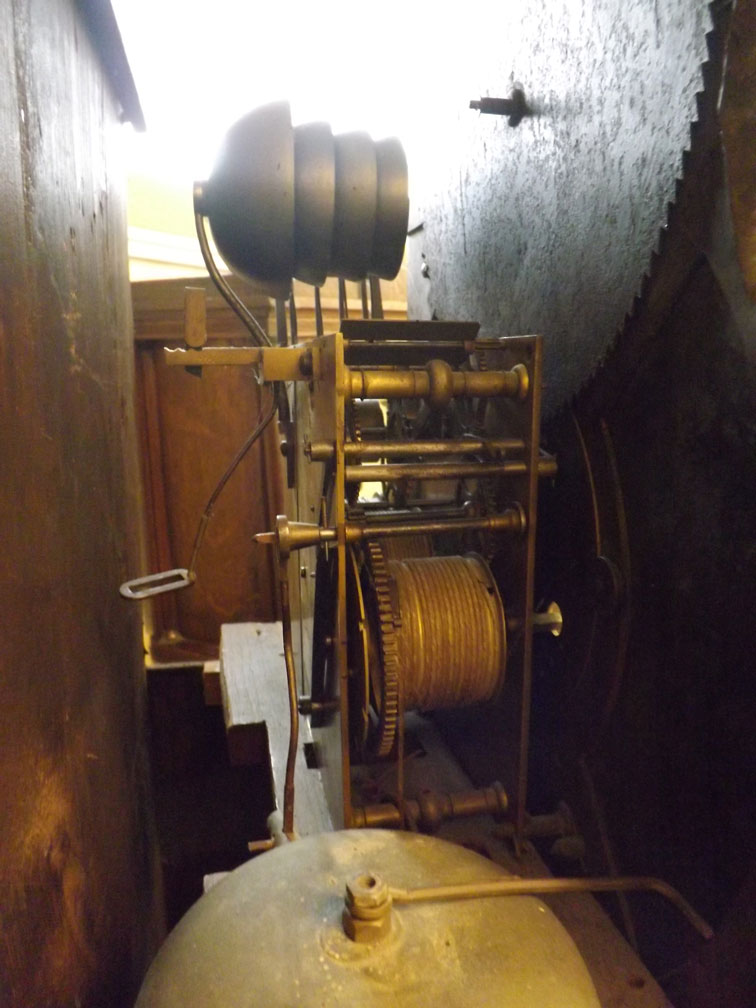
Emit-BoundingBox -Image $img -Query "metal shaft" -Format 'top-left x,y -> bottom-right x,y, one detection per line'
255,509 -> 527,554
307,438 -> 526,461
346,361 -> 527,403
353,782 -> 509,832
388,875 -> 713,941
363,509 -> 525,539
346,459 -> 556,482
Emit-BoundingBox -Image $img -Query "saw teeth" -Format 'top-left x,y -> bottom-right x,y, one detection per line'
570,0 -> 726,410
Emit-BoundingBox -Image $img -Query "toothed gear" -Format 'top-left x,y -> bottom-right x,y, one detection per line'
364,539 -> 401,757
345,400 -> 361,505
346,398 -> 362,443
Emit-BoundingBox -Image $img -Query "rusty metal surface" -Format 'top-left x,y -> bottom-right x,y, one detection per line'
408,0 -> 712,416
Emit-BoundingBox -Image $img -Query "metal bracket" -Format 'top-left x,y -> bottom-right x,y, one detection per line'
119,568 -> 195,599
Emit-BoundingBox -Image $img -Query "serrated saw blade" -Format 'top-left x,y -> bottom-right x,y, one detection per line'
407,0 -> 715,417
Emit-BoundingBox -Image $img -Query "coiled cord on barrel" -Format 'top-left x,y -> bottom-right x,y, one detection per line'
387,553 -> 506,711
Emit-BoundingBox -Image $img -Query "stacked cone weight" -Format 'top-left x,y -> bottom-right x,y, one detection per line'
197,101 -> 408,291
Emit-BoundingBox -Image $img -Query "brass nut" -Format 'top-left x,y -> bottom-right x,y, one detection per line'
341,906 -> 392,944
345,872 -> 390,911
342,872 -> 393,944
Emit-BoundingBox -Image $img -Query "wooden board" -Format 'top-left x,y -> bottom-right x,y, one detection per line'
220,622 -> 333,836
132,278 -> 282,656
0,3 -> 162,1005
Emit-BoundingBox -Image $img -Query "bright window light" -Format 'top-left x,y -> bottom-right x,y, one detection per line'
112,0 -> 456,188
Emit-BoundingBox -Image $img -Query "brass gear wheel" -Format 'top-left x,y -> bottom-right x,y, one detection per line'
364,539 -> 401,758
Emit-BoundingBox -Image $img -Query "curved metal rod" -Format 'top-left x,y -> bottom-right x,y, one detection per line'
570,409 -> 601,694
187,389 -> 278,577
388,875 -> 713,941
193,203 -> 271,347
579,755 -> 638,951
278,553 -> 299,838
594,416 -> 632,740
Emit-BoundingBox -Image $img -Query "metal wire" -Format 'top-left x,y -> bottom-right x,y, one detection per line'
187,387 -> 278,579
